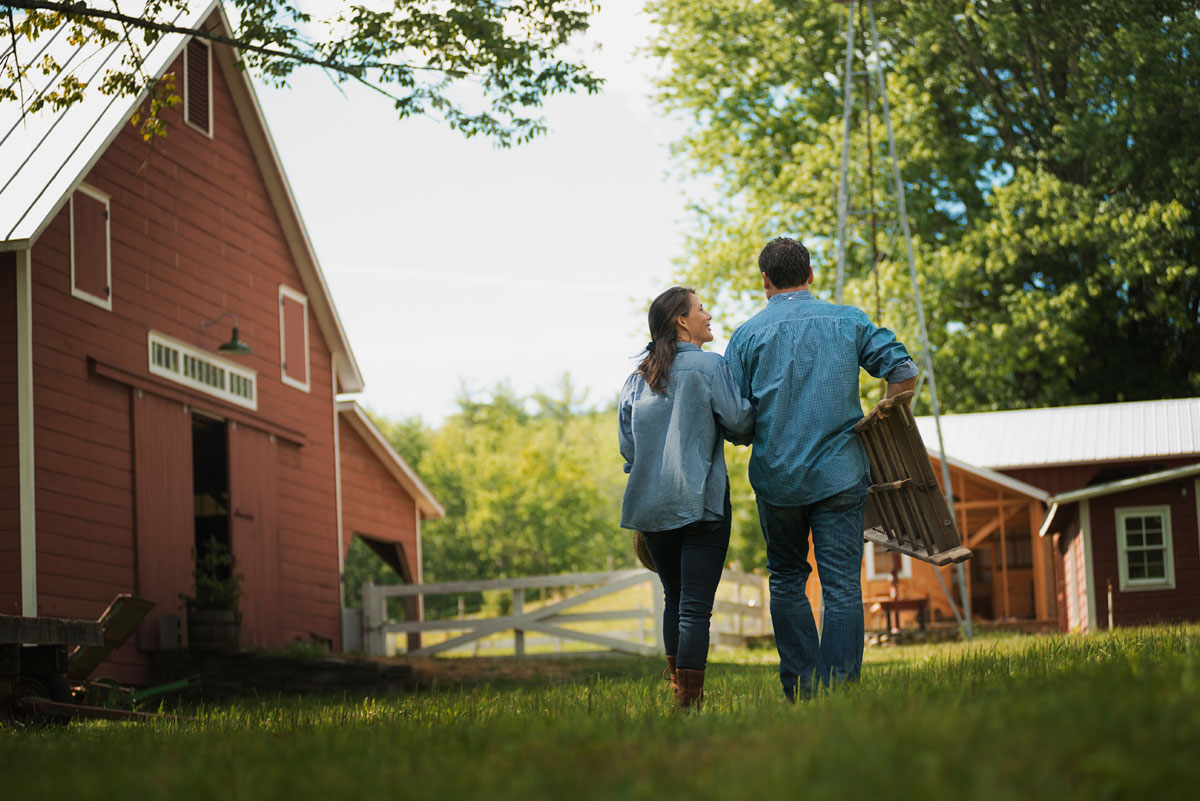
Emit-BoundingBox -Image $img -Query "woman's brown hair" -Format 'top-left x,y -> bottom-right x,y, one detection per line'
637,286 -> 696,395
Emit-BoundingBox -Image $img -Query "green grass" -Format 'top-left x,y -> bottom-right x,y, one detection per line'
4,626 -> 1199,800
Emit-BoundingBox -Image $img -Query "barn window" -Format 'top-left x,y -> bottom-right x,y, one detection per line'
148,331 -> 257,410
184,38 -> 213,137
865,541 -> 912,581
279,285 -> 310,392
1115,506 -> 1175,591
70,184 -> 112,310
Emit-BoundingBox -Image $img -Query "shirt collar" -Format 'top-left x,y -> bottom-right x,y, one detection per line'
768,290 -> 813,304
676,342 -> 701,352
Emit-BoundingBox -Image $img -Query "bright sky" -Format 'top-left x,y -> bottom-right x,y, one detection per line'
253,4 -> 720,424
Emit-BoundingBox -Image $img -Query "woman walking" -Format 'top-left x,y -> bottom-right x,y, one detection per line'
619,287 -> 754,711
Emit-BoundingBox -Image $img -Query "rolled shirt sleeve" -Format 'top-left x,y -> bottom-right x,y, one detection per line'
857,311 -> 917,382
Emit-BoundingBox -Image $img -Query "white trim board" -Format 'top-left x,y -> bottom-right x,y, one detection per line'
17,248 -> 36,615
1080,500 -> 1098,633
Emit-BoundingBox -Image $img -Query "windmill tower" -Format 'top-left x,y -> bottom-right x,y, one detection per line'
831,0 -> 975,637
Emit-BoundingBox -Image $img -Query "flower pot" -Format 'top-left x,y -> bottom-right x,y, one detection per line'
187,609 -> 241,652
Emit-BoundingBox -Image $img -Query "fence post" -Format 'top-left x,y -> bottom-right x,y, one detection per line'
362,581 -> 381,656
733,581 -> 742,636
759,574 -> 770,635
512,588 -> 525,657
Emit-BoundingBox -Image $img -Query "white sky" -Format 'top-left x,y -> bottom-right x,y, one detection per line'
253,4 -> 721,424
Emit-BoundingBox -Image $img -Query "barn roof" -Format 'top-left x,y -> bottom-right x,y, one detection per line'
337,401 -> 445,520
914,397 -> 1200,469
0,1 -> 365,392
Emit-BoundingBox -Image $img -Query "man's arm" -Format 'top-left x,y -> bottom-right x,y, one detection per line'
885,375 -> 917,405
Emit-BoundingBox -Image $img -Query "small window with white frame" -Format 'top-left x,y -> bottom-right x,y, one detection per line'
865,540 -> 912,581
70,184 -> 112,310
184,37 -> 213,137
279,285 -> 310,392
1116,506 -> 1175,591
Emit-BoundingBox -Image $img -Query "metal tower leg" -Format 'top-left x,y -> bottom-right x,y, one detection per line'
834,1 -> 856,303
863,0 -> 973,638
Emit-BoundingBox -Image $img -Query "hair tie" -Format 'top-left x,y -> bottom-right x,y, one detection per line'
645,340 -> 657,353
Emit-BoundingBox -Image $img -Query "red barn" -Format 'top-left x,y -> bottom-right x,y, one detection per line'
0,2 -> 441,682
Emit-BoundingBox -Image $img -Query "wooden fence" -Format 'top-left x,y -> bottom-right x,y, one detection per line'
360,567 -> 771,658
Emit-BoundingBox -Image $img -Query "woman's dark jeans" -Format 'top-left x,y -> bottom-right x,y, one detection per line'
642,493 -> 731,671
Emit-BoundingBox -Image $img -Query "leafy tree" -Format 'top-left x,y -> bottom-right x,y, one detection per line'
1,0 -> 602,144
648,0 -> 1200,411
347,379 -> 636,616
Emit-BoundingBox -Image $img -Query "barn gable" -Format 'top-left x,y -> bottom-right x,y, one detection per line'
0,1 -> 363,393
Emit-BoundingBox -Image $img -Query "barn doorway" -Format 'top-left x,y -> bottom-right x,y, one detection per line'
191,414 -> 231,586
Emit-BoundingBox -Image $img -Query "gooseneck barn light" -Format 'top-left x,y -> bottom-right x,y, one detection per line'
200,312 -> 252,355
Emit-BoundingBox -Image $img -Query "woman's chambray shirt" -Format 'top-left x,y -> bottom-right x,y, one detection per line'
618,343 -> 755,532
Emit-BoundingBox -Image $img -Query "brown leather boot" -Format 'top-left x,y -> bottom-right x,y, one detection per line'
662,655 -> 678,695
675,668 -> 705,712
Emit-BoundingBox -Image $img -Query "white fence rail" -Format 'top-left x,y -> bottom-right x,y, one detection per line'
361,568 -> 771,658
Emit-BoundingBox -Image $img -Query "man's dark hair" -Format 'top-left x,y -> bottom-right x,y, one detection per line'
758,237 -> 812,289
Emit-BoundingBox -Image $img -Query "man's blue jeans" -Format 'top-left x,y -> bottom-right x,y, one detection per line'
757,476 -> 868,696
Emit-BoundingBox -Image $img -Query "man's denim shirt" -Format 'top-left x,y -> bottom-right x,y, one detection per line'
619,343 -> 755,532
725,290 -> 918,508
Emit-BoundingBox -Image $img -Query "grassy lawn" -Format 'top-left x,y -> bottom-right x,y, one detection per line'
4,625 -> 1198,800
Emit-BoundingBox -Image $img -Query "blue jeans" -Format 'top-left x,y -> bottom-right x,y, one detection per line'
642,493 -> 731,671
757,476 -> 868,696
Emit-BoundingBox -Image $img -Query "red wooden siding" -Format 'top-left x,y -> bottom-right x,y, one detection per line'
338,418 -> 421,644
337,420 -> 418,570
229,422 -> 281,648
1003,457 -> 1199,496
281,292 -> 307,387
185,39 -> 211,133
132,391 -> 193,651
70,189 -> 109,302
1088,480 -> 1200,626
0,252 -> 19,616
26,43 -> 343,677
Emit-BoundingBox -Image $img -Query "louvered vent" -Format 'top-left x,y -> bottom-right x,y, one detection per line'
148,331 -> 256,409
185,38 -> 211,134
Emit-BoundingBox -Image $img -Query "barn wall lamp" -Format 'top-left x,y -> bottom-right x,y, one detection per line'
200,312 -> 252,355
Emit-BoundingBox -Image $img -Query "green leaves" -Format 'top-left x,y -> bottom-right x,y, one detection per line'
2,0 -> 602,145
650,0 -> 1200,411
354,379 -> 631,615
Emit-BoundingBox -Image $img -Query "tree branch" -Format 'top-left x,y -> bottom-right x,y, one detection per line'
1,1 -> 455,77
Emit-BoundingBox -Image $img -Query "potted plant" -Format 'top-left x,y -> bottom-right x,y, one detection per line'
180,536 -> 244,652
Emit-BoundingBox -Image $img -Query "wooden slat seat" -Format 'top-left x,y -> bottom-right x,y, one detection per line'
854,392 -> 972,566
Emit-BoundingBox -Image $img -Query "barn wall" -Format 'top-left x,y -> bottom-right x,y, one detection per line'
28,46 -> 341,678
0,251 -> 19,615
1088,479 -> 1200,626
337,419 -> 418,575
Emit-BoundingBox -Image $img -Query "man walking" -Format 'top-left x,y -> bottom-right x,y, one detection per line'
725,237 -> 917,701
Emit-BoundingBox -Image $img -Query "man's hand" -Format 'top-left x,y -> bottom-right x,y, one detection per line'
884,377 -> 917,406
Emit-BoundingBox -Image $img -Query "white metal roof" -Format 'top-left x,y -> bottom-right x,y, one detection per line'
0,1 -> 216,246
914,397 -> 1200,469
0,2 -> 365,393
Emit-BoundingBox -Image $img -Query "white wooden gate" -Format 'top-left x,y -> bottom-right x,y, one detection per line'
361,568 -> 771,658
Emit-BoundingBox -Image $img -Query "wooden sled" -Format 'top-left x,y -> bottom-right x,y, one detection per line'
853,391 -> 972,566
